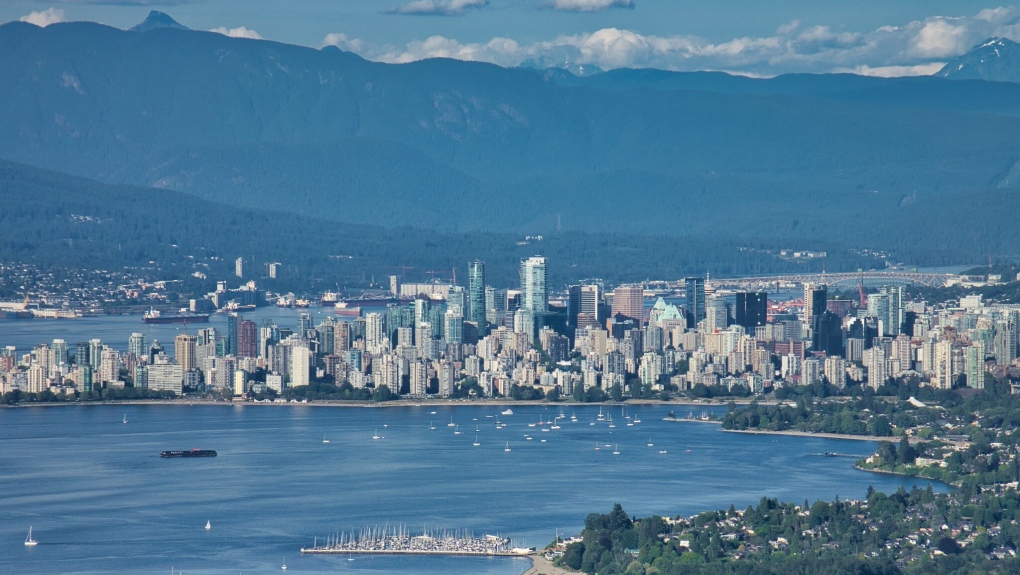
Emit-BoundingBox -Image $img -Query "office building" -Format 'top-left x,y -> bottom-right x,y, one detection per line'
174,334 -> 197,373
735,292 -> 768,330
237,320 -> 258,358
468,260 -> 487,332
519,256 -> 547,335
610,286 -> 643,325
684,277 -> 705,328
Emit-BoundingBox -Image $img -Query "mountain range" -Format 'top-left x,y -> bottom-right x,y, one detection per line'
3,11 -> 1020,273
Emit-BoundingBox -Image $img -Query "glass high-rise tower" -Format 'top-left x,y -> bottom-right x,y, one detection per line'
520,256 -> 547,337
684,277 -> 705,328
468,260 -> 486,332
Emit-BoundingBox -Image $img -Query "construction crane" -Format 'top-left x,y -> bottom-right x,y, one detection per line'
387,265 -> 414,280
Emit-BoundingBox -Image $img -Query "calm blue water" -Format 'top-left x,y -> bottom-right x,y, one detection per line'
0,307 -> 336,355
1,403 -> 944,575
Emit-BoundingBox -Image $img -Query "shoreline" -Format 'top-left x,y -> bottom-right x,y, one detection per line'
521,553 -> 574,575
722,428 -> 921,443
1,398 -> 746,409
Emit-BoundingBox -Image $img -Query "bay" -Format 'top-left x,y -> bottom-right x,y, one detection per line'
0,307 -> 337,355
1,403 -> 944,575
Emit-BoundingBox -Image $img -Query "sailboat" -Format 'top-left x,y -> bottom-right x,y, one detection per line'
633,415 -> 641,424
570,411 -> 578,422
504,442 -> 511,452
454,425 -> 462,435
597,407 -> 605,421
473,435 -> 480,447
647,437 -> 654,447
205,520 -> 211,530
122,413 -> 128,424
372,430 -> 381,440
24,526 -> 37,546
281,557 -> 288,570
612,444 -> 620,455
607,415 -> 616,429
447,416 -> 456,427
429,421 -> 436,430
322,435 -> 330,444
550,417 -> 561,430
594,442 -> 600,451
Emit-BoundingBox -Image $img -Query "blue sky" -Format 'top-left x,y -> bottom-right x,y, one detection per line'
3,1 -> 1019,76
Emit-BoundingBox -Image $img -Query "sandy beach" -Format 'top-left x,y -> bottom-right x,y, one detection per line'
521,553 -> 574,575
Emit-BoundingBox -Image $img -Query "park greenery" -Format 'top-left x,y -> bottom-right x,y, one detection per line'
554,488 -> 1020,575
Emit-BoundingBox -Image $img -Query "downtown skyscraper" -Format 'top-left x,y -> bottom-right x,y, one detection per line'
468,260 -> 486,333
519,256 -> 547,336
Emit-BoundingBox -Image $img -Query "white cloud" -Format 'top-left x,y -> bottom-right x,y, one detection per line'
911,19 -> 968,57
210,26 -> 263,40
19,8 -> 65,27
776,20 -> 801,35
547,0 -> 634,12
841,63 -> 948,77
323,33 -> 367,53
386,0 -> 487,16
324,6 -> 1020,76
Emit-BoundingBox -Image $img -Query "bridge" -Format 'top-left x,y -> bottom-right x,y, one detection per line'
710,271 -> 953,289
641,271 -> 955,291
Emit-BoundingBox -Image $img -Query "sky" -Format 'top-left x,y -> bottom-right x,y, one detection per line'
3,1 -> 1020,76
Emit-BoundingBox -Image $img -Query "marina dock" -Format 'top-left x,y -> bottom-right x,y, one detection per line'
301,526 -> 534,557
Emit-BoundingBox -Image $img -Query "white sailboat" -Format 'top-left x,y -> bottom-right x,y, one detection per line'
24,526 -> 37,546
647,437 -> 654,447
205,520 -> 211,530
322,435 -> 330,444
122,413 -> 128,424
454,425 -> 462,435
612,444 -> 620,455
372,430 -> 381,440
473,435 -> 481,447
447,416 -> 456,427
429,421 -> 436,430
504,442 -> 511,452
281,556 -> 288,570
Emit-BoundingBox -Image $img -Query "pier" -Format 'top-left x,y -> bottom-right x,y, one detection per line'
301,525 -> 534,557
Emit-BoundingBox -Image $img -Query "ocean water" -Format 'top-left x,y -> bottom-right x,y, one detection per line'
1,403 -> 944,575
0,307 -> 335,355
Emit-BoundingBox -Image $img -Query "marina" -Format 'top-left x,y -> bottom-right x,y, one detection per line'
301,526 -> 533,557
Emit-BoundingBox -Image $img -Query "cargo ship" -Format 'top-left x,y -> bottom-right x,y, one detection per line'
334,301 -> 362,318
143,309 -> 210,324
160,449 -> 217,458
